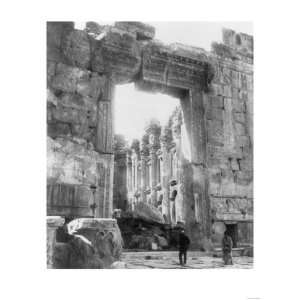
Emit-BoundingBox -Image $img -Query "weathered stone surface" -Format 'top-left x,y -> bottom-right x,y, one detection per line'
47,216 -> 65,268
53,223 -> 123,269
85,22 -> 106,38
133,201 -> 164,224
211,197 -> 253,221
47,22 -> 74,63
115,22 -> 155,40
47,63 -> 106,146
222,28 -> 253,55
91,27 -> 142,83
65,218 -> 123,268
47,137 -> 114,217
50,62 -> 105,97
96,101 -> 113,153
207,119 -> 224,146
142,41 -> 213,90
54,237 -> 104,269
47,23 -> 253,252
62,29 -> 91,69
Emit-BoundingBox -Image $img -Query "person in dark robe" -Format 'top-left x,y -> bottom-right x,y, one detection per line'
178,229 -> 190,266
222,230 -> 233,265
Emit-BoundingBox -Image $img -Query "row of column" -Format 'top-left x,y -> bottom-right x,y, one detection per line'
125,117 -> 182,224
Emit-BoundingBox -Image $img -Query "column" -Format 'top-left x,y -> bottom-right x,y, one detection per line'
95,78 -> 115,218
140,134 -> 149,202
160,126 -> 172,222
131,140 -> 140,204
146,121 -> 161,206
126,151 -> 133,210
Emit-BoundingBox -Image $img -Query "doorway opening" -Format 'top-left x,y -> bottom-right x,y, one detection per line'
113,83 -> 180,213
225,223 -> 238,248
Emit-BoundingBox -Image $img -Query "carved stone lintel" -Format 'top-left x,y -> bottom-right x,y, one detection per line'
142,41 -> 214,90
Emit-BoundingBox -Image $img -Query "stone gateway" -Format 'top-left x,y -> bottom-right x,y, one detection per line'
47,22 -> 253,267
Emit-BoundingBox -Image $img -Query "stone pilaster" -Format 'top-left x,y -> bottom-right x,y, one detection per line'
130,139 -> 140,204
160,126 -> 173,223
140,134 -> 149,202
182,88 -> 211,245
96,78 -> 114,154
126,150 -> 133,209
47,216 -> 65,268
95,154 -> 114,218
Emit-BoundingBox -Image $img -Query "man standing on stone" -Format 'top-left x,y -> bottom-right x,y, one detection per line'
178,229 -> 190,266
222,230 -> 233,265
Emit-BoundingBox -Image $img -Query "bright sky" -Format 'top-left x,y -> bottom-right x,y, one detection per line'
115,84 -> 179,142
76,22 -> 253,143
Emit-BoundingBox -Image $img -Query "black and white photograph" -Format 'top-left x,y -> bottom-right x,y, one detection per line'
1,1 -> 299,299
47,21 -> 253,269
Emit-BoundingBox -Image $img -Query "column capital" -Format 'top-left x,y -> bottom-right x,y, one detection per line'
140,133 -> 150,157
146,120 -> 161,152
171,109 -> 182,139
130,139 -> 140,159
160,126 -> 173,148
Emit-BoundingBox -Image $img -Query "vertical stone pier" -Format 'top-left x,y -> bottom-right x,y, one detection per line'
95,79 -> 115,218
146,121 -> 161,205
160,126 -> 172,222
190,88 -> 211,243
47,216 -> 64,268
140,134 -> 149,202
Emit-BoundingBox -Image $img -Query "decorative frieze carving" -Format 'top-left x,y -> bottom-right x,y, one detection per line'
142,41 -> 214,90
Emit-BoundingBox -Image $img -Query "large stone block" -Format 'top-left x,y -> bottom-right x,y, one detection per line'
142,41 -> 213,90
207,119 -> 224,146
47,183 -> 95,217
47,216 -> 65,268
47,22 -> 74,63
234,122 -> 247,136
132,201 -> 165,224
235,170 -> 252,186
67,218 -> 123,268
233,112 -> 246,124
47,137 -> 114,218
232,98 -> 246,113
91,28 -> 142,83
50,62 -> 105,98
51,63 -> 87,93
52,218 -> 123,269
209,95 -> 224,109
206,107 -> 224,121
62,29 -> 91,69
96,101 -> 113,153
47,89 -> 98,142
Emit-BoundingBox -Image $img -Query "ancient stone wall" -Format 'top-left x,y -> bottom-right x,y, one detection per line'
207,29 -> 253,246
47,22 -> 253,250
47,22 -> 115,218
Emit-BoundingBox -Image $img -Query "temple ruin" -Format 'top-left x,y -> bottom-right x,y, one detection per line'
47,21 -> 253,267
